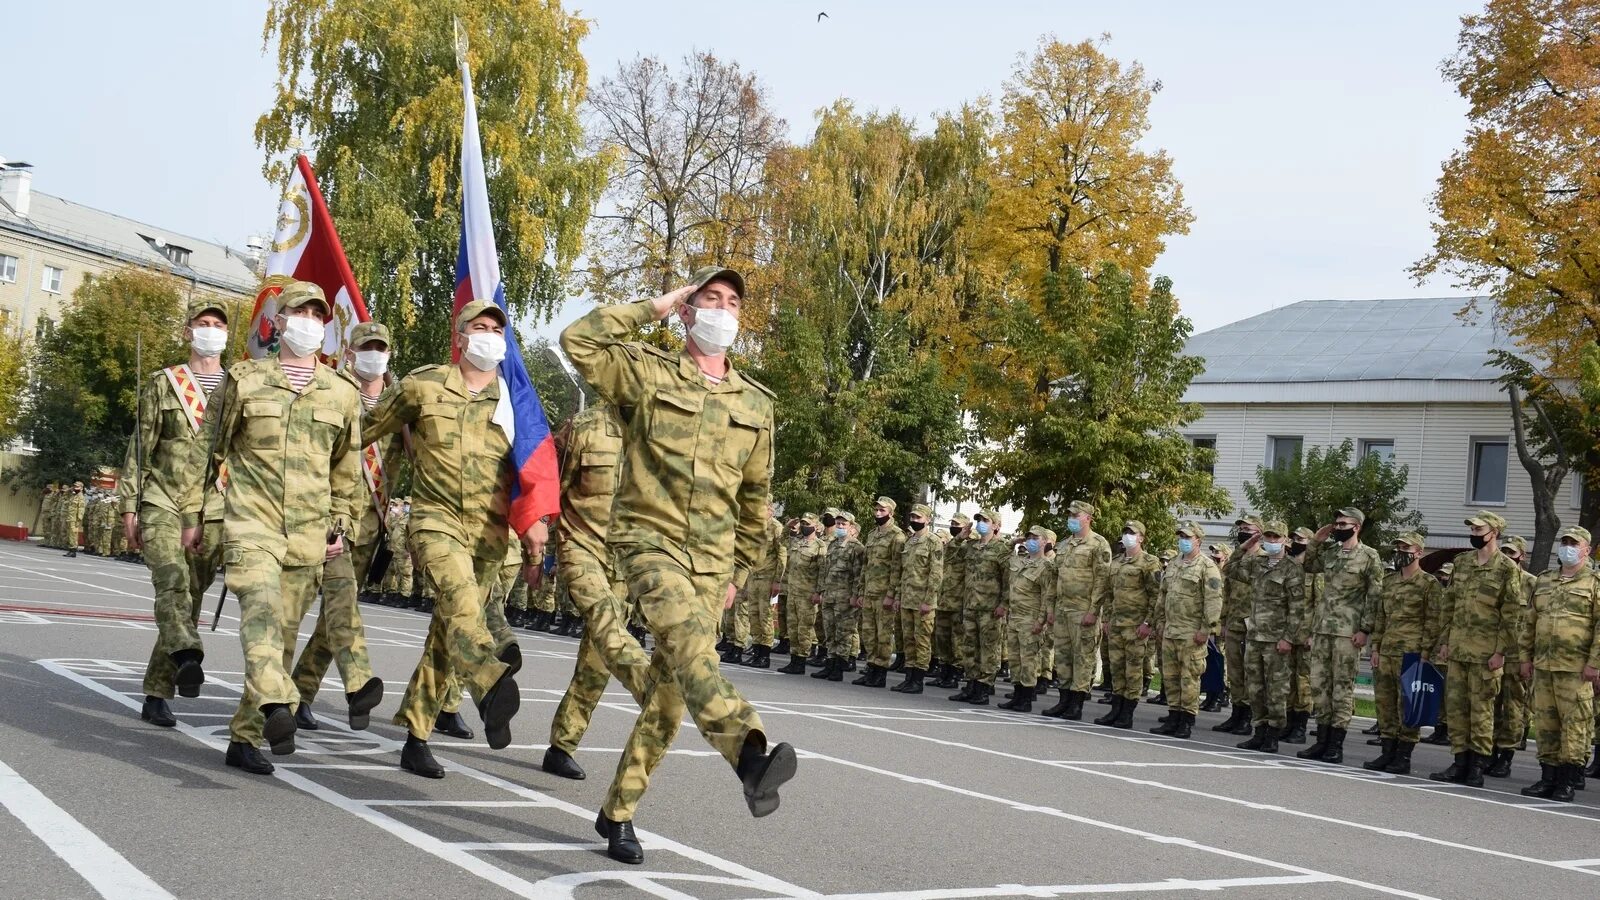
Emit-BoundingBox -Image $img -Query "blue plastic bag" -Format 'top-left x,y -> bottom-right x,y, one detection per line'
1201,639 -> 1225,695
1400,652 -> 1444,729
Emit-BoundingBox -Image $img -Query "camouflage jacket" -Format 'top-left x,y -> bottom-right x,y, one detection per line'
1438,549 -> 1524,663
1505,568 -> 1538,666
940,535 -> 974,608
899,527 -> 944,608
120,367 -> 225,520
751,517 -> 788,585
1303,542 -> 1383,636
1053,531 -> 1113,615
562,300 -> 774,586
966,537 -> 1012,610
1160,554 -> 1224,639
816,535 -> 861,598
62,493 -> 85,526
1247,556 -> 1308,644
1372,569 -> 1442,654
191,357 -> 361,567
1100,550 -> 1163,628
1220,546 -> 1263,627
1008,553 -> 1054,618
555,403 -> 624,560
1521,567 -> 1600,672
351,376 -> 405,549
364,364 -> 513,561
863,522 -> 906,600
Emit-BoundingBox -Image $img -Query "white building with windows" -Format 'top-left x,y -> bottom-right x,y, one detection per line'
1180,297 -> 1552,547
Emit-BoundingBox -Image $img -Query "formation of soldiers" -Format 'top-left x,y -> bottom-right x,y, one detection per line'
36,481 -> 89,556
717,502 -> 1600,802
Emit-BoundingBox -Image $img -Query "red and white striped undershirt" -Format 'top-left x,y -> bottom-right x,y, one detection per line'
281,361 -> 315,394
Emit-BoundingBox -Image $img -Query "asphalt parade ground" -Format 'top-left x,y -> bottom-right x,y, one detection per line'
2,540 -> 1599,899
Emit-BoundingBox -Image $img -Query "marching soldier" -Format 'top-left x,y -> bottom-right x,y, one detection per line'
1487,536 -> 1537,777
1364,531 -> 1440,775
778,513 -> 827,675
951,509 -> 1010,705
1042,500 -> 1112,720
1297,508 -> 1383,765
1236,521 -> 1307,754
1519,526 -> 1600,801
857,497 -> 906,688
1094,521 -> 1162,728
892,503 -> 944,694
1149,521 -> 1223,739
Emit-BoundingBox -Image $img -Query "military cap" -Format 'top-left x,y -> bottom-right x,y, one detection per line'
1068,499 -> 1097,517
1505,535 -> 1527,555
801,512 -> 820,527
974,508 -> 997,522
72,481 -> 84,488
186,298 -> 229,324
1292,526 -> 1316,541
1207,542 -> 1230,555
1027,524 -> 1051,541
1234,515 -> 1262,531
824,507 -> 841,519
350,321 -> 391,348
1122,520 -> 1146,537
1176,519 -> 1205,539
688,264 -> 746,299
910,503 -> 932,518
277,280 -> 330,317
875,496 -> 897,511
1336,507 -> 1366,526
1260,520 -> 1289,538
950,512 -> 971,526
1393,531 -> 1426,550
838,511 -> 856,524
1464,510 -> 1507,532
1559,525 -> 1592,544
1438,562 -> 1454,575
1159,549 -> 1176,562
455,298 -> 508,331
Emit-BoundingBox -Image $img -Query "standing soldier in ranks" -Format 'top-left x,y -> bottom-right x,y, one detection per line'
38,484 -> 57,547
1486,536 -> 1537,777
815,512 -> 863,681
182,283 -> 364,775
543,402 -> 652,781
737,501 -> 787,669
1296,508 -> 1383,764
1150,522 -> 1222,739
771,516 -> 802,655
950,509 -> 1009,706
933,514 -> 974,690
1284,526 -> 1320,744
1042,500 -> 1112,719
778,513 -> 827,675
1235,522 -> 1306,754
856,497 -> 906,688
1093,521 -> 1163,728
123,299 -> 231,729
363,299 -> 543,777
1214,517 -> 1263,734
892,504 -> 944,694
561,269 -> 797,865
1430,511 -> 1523,787
289,321 -> 395,731
381,499 -> 413,603
997,526 -> 1054,712
1519,526 -> 1600,801
61,481 -> 86,556
1364,531 -> 1440,775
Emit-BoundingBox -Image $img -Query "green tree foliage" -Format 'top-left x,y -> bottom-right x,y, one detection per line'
521,335 -> 590,431
0,327 -> 27,445
258,0 -> 608,371
967,266 -> 1227,548
11,268 -> 187,487
1243,439 -> 1423,550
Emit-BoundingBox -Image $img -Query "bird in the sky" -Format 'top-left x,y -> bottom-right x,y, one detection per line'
817,11 -> 828,21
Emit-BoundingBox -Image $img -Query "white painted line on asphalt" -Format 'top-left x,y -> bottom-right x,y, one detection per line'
0,558 -> 149,598
363,800 -> 553,808
0,756 -> 173,900
459,841 -> 609,852
729,873 -> 1340,900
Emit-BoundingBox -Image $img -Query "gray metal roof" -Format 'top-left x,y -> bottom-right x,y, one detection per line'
0,191 -> 260,294
1186,297 -> 1513,385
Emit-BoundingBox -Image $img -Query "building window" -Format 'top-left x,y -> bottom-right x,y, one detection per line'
163,244 -> 191,266
0,254 -> 16,283
1187,435 -> 1217,477
1267,435 -> 1303,471
41,265 -> 63,293
1469,438 -> 1508,505
1360,439 -> 1395,465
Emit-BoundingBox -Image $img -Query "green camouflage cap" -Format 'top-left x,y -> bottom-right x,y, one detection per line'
875,496 -> 898,511
1559,524 -> 1592,544
1122,520 -> 1146,537
1261,520 -> 1289,538
1505,535 -> 1527,555
689,265 -> 746,298
349,321 -> 391,348
1068,499 -> 1097,517
277,280 -> 330,317
801,512 -> 820,527
1292,526 -> 1316,541
1027,525 -> 1054,543
1234,515 -> 1263,531
910,503 -> 933,519
1336,507 -> 1366,526
186,298 -> 229,324
838,511 -> 856,524
1207,542 -> 1231,555
1176,519 -> 1205,539
455,299 -> 508,332
1464,510 -> 1507,532
824,507 -> 841,519
1439,562 -> 1454,575
1393,531 -> 1426,550
975,508 -> 997,523
950,512 -> 971,526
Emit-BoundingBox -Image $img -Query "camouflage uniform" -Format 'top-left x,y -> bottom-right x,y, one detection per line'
963,519 -> 1012,690
1220,531 -> 1263,703
1050,511 -> 1113,697
1522,531 -> 1600,772
1244,525 -> 1308,734
1004,527 -> 1055,691
897,504 -> 944,673
1099,533 -> 1163,702
818,520 -> 863,663
381,504 -> 413,596
937,519 -> 974,676
550,403 -> 651,756
1436,513 -> 1524,758
1494,538 -> 1537,755
123,364 -> 226,701
1300,513 -> 1383,732
562,289 -> 782,824
745,516 -> 787,652
781,518 -> 827,666
37,485 -> 57,546
1370,554 -> 1442,744
862,500 -> 906,669
1288,530 -> 1320,717
1159,526 -> 1224,719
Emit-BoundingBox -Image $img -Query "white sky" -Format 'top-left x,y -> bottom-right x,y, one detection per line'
4,0 -> 1477,343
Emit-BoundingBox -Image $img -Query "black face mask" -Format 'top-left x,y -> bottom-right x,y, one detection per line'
800,525 -> 815,537
1469,534 -> 1489,550
1287,543 -> 1307,557
909,520 -> 926,532
949,525 -> 961,536
1331,527 -> 1356,543
821,515 -> 836,528
875,514 -> 890,526
1392,552 -> 1414,569
1236,532 -> 1254,546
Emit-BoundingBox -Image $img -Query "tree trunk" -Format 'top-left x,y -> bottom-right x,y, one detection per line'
1507,384 -> 1568,568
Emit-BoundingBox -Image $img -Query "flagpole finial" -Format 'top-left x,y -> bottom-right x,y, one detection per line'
452,17 -> 468,69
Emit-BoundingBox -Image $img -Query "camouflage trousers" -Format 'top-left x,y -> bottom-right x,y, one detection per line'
933,607 -> 957,665
224,548 -> 323,745
1038,626 -> 1056,683
964,600 -> 1002,685
951,600 -> 975,672
1533,670 -> 1595,765
1309,634 -> 1360,728
786,587 -> 818,654
391,533 -> 512,740
138,506 -> 223,698
1052,614 -> 1098,695
824,594 -> 854,659
774,597 -> 787,643
1445,660 -> 1502,756
1493,667 -> 1530,750
892,607 -> 904,659
549,543 -> 650,755
862,599 -> 895,667
1107,626 -> 1151,700
743,579 -> 774,647
1161,637 -> 1208,715
1373,648 -> 1424,742
602,549 -> 767,823
64,512 -> 83,549
1005,606 -> 1046,689
897,605 -> 934,670
721,600 -> 749,648
1288,643 -> 1312,714
290,535 -> 378,704
1223,619 -> 1247,697
1245,640 -> 1292,729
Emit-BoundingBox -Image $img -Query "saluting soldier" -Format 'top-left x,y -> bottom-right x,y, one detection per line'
1214,516 -> 1263,735
1283,526 -> 1321,744
1519,526 -> 1600,802
1149,521 -> 1223,739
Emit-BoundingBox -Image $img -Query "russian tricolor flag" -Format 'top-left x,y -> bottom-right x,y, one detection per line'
453,55 -> 560,534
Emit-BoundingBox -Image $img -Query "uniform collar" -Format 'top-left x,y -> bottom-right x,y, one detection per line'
678,351 -> 745,392
443,364 -> 501,401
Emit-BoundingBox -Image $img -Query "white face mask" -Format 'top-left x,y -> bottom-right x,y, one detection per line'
278,316 -> 325,357
1121,533 -> 1138,551
353,350 -> 389,382
687,306 -> 739,355
463,332 -> 506,371
190,326 -> 228,358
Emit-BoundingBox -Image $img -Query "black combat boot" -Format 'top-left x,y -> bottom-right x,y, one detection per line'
1320,727 -> 1346,764
966,682 -> 992,706
1521,763 -> 1558,798
1364,739 -> 1397,771
1040,689 -> 1071,718
1200,690 -> 1223,713
716,636 -> 732,653
542,746 -> 586,780
1460,750 -> 1485,787
1093,695 -> 1123,726
777,652 -> 807,675
1237,723 -> 1267,751
262,704 -> 297,756
808,644 -> 827,667
172,649 -> 205,699
751,645 -> 773,669
1212,702 -> 1244,733
1386,741 -> 1416,775
596,811 -> 643,864
1150,709 -> 1179,735
296,701 -> 320,731
1229,705 -> 1255,736
400,735 -> 445,779
772,638 -> 791,655
1112,698 -> 1137,729
225,741 -> 274,775
888,653 -> 905,673
825,657 -> 845,682
811,656 -> 836,679
720,645 -> 744,665
140,696 -> 176,728
997,661 -> 1011,682
1551,764 -> 1579,802
1258,724 -> 1280,754
900,668 -> 925,694
949,679 -> 976,702
1064,691 -> 1087,721
1281,710 -> 1308,745
1173,711 -> 1196,739
1297,721 -> 1331,760
1362,720 -> 1380,735
998,684 -> 1034,712
1485,748 -> 1514,778
852,664 -> 876,686
869,665 -> 889,688
1588,742 -> 1600,779
1423,723 -> 1450,745
1430,752 -> 1466,783
435,711 -> 474,740
932,664 -> 959,689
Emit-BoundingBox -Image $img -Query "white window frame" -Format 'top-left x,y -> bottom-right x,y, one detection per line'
0,254 -> 16,283
41,265 -> 63,294
1186,434 -> 1217,476
1359,438 -> 1396,465
1467,436 -> 1509,506
1266,435 -> 1303,471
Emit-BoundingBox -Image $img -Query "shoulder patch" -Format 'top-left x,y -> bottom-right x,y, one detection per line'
408,363 -> 448,377
636,341 -> 677,363
739,370 -> 777,401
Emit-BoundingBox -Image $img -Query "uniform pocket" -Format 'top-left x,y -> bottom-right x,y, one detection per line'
578,450 -> 617,496
242,400 -> 284,450
721,403 -> 765,471
419,402 -> 458,449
